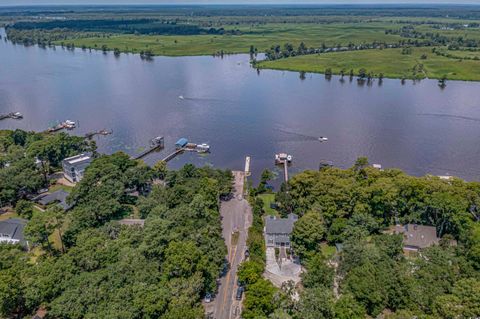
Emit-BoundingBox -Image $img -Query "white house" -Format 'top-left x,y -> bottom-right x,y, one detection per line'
62,154 -> 92,183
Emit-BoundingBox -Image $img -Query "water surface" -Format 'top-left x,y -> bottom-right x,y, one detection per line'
1,28 -> 480,183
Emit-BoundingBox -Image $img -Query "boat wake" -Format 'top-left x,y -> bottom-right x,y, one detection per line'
417,113 -> 480,122
178,95 -> 233,103
275,128 -> 328,142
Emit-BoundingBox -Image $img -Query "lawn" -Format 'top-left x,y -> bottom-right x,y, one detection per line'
258,47 -> 480,81
0,211 -> 18,221
56,22 -> 404,57
258,193 -> 278,216
49,184 -> 74,193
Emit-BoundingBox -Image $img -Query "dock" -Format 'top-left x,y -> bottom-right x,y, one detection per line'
46,120 -> 76,133
275,153 -> 292,183
133,136 -> 165,160
283,161 -> 289,182
85,129 -> 112,140
0,112 -> 23,121
161,149 -> 184,162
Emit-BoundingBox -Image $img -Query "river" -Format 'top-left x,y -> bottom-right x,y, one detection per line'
1,28 -> 480,183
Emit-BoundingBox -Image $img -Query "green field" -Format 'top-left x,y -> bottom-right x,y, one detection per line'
258,47 -> 480,81
257,193 -> 278,216
56,22 -> 404,56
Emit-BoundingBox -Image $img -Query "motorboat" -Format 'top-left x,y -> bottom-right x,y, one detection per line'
196,143 -> 210,153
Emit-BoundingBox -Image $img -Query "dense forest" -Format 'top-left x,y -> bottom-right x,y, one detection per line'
0,129 -> 233,319
262,158 -> 480,318
9,19 -> 228,36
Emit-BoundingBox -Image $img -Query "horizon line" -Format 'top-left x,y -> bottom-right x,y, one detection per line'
2,2 -> 480,6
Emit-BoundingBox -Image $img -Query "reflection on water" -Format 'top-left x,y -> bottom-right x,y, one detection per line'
1,28 -> 480,183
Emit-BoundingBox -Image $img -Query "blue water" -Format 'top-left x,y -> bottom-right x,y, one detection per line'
1,28 -> 480,183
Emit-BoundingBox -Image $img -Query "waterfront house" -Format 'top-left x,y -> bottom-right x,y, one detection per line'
62,154 -> 92,183
0,218 -> 27,246
265,213 -> 298,248
391,224 -> 442,254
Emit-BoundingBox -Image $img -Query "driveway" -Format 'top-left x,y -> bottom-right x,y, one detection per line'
264,247 -> 302,288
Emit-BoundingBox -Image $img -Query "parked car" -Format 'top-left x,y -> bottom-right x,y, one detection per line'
204,293 -> 212,303
235,287 -> 244,300
244,249 -> 250,258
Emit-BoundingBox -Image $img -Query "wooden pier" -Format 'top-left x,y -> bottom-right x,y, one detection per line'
85,129 -> 112,140
283,161 -> 289,182
275,153 -> 292,184
0,112 -> 23,121
133,136 -> 165,160
46,120 -> 76,133
161,149 -> 184,162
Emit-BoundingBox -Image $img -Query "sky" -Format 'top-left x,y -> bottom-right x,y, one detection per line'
1,0 -> 480,5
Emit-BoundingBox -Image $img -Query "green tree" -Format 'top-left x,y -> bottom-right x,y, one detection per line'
291,212 -> 326,259
153,160 -> 168,180
301,254 -> 334,289
238,260 -> 263,286
296,287 -> 335,319
334,293 -> 366,319
15,199 -> 33,219
243,279 -> 277,319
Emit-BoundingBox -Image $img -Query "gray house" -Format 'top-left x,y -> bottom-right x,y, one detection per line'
36,190 -> 72,211
392,224 -> 442,253
0,218 -> 27,246
265,214 -> 298,248
62,154 -> 92,183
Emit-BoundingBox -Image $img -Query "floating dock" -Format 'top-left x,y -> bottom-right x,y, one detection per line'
275,153 -> 293,183
0,112 -> 23,120
133,136 -> 165,160
46,120 -> 76,133
160,138 -> 211,163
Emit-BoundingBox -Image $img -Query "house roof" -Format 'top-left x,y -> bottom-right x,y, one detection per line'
119,219 -> 145,227
265,214 -> 298,235
175,138 -> 188,146
63,154 -> 92,166
394,224 -> 440,249
0,218 -> 27,242
36,190 -> 71,210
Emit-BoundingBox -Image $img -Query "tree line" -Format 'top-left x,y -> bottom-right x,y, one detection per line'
0,128 -> 234,319
268,158 -> 480,318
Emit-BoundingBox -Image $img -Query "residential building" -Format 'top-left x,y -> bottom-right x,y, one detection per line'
264,213 -> 298,248
0,218 -> 27,246
392,224 -> 442,253
62,154 -> 92,183
36,190 -> 72,211
119,219 -> 145,227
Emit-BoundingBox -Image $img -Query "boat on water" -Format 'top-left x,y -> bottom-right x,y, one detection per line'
196,143 -> 210,153
318,137 -> 328,142
0,112 -> 23,120
47,120 -> 76,132
10,112 -> 23,119
275,153 -> 293,164
178,95 -> 185,100
64,120 -> 76,130
150,136 -> 165,147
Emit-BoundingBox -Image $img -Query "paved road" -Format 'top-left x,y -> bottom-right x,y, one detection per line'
209,171 -> 252,319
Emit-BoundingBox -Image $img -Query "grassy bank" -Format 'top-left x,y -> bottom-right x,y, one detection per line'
258,47 -> 480,81
52,22 -> 403,56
